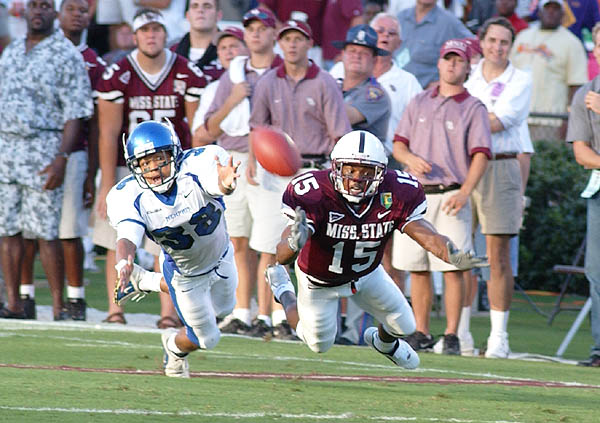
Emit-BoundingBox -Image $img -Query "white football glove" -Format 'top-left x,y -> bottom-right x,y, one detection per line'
446,242 -> 489,270
287,206 -> 309,252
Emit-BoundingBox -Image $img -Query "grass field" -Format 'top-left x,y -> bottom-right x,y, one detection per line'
1,257 -> 599,422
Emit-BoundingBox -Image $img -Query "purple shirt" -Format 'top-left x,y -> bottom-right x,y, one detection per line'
282,169 -> 425,285
204,56 -> 284,152
394,86 -> 492,186
250,61 -> 351,155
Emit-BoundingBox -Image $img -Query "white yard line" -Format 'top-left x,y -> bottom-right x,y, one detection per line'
0,406 -> 523,422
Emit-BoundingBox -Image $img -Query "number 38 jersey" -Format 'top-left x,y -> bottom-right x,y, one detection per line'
95,49 -> 207,167
107,145 -> 230,277
282,170 -> 427,286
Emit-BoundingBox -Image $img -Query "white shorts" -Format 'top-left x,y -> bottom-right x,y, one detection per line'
392,190 -> 473,272
294,264 -> 416,353
92,166 -> 161,255
163,244 -> 238,349
59,151 -> 89,239
95,0 -> 137,25
246,164 -> 290,254
223,151 -> 251,238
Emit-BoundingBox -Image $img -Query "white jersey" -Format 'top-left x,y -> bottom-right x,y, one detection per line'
107,145 -> 231,277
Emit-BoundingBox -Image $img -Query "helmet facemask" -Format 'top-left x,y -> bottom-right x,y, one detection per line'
332,158 -> 386,203
130,148 -> 177,194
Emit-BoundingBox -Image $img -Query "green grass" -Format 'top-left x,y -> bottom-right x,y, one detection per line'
0,256 -> 597,422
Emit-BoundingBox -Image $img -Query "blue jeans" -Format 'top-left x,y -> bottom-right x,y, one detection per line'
585,193 -> 600,357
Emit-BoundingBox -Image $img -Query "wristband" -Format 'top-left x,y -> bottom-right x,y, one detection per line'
56,151 -> 69,159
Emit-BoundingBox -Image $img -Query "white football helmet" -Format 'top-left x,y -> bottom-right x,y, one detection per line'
330,130 -> 388,203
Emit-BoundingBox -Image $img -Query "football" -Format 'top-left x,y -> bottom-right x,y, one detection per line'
250,127 -> 302,177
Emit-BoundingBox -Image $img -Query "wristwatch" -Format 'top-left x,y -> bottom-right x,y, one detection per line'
56,151 -> 69,159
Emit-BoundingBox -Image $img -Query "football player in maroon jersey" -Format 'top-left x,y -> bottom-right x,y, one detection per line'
265,130 -> 487,368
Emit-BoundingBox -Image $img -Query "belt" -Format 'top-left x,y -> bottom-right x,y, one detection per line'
301,154 -> 328,169
422,183 -> 461,194
491,152 -> 518,160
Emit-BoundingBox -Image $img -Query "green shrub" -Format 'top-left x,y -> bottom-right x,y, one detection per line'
519,140 -> 588,294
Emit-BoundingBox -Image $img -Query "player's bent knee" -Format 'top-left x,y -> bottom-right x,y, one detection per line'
195,328 -> 221,350
385,312 -> 416,337
306,337 -> 335,353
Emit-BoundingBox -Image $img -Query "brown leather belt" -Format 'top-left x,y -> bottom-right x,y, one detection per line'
491,152 -> 518,160
422,183 -> 461,194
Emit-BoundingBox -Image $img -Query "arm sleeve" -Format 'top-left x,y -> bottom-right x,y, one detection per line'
322,74 -> 352,139
59,52 -> 94,122
95,62 -> 126,104
106,182 -> 146,247
566,85 -> 593,143
566,38 -> 589,86
204,70 -> 232,122
494,71 -> 532,130
467,102 -> 493,158
249,77 -> 271,129
184,60 -> 207,102
191,145 -> 232,196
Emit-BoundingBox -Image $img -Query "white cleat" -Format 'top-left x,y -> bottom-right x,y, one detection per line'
264,264 -> 295,303
364,327 -> 420,369
161,329 -> 190,378
459,331 -> 478,357
485,333 -> 510,359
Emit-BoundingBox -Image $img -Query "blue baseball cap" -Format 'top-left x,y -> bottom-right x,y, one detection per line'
332,24 -> 390,56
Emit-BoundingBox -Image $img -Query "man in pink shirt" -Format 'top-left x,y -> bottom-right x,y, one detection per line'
392,39 -> 492,355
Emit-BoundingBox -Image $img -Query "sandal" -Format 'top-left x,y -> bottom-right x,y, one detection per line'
156,316 -> 182,329
0,306 -> 26,319
102,312 -> 127,324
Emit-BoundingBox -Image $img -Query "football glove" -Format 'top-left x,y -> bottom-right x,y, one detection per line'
446,242 -> 489,270
287,206 -> 309,252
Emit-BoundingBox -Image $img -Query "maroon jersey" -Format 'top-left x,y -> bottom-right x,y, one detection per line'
96,50 -> 207,166
73,45 -> 106,153
282,169 -> 426,285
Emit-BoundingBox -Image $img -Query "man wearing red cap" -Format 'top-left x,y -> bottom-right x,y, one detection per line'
392,38 -> 492,355
202,8 -> 287,338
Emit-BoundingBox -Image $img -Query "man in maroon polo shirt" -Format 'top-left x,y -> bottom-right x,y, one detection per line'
392,39 -> 492,355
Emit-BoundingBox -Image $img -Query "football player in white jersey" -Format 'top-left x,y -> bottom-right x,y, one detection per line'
106,120 -> 240,378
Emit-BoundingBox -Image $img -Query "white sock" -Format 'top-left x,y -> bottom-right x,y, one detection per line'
490,309 -> 509,337
167,333 -> 186,356
457,306 -> 471,338
20,285 -> 35,298
139,271 -> 162,292
256,315 -> 272,327
271,309 -> 287,326
67,286 -> 85,299
232,308 -> 252,326
373,332 -> 396,354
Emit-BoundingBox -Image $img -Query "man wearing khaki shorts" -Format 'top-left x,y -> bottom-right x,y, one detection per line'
392,39 -> 491,355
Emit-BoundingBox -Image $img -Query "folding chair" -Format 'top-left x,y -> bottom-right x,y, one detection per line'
547,238 -> 587,325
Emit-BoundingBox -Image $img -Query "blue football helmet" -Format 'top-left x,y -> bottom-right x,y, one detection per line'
123,120 -> 183,193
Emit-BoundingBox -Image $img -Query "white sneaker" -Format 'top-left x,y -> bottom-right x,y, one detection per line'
265,264 -> 295,303
485,333 -> 510,359
459,331 -> 478,357
161,329 -> 190,378
364,327 -> 420,369
432,337 -> 443,354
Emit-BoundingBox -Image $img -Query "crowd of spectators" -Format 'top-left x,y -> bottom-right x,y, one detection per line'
1,0 -> 600,366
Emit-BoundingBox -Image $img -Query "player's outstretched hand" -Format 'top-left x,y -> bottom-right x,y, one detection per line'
216,155 -> 241,194
446,242 -> 488,270
288,206 -> 308,253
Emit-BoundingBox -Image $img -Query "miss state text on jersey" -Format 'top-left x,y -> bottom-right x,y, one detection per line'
106,146 -> 231,277
95,51 -> 207,166
282,170 -> 426,285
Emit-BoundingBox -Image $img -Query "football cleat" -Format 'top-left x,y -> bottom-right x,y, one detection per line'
161,329 -> 190,378
364,327 -> 420,369
67,298 -> 87,321
114,279 -> 150,306
264,264 -> 295,304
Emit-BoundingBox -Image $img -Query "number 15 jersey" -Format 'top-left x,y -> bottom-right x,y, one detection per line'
107,145 -> 230,277
282,170 -> 426,286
